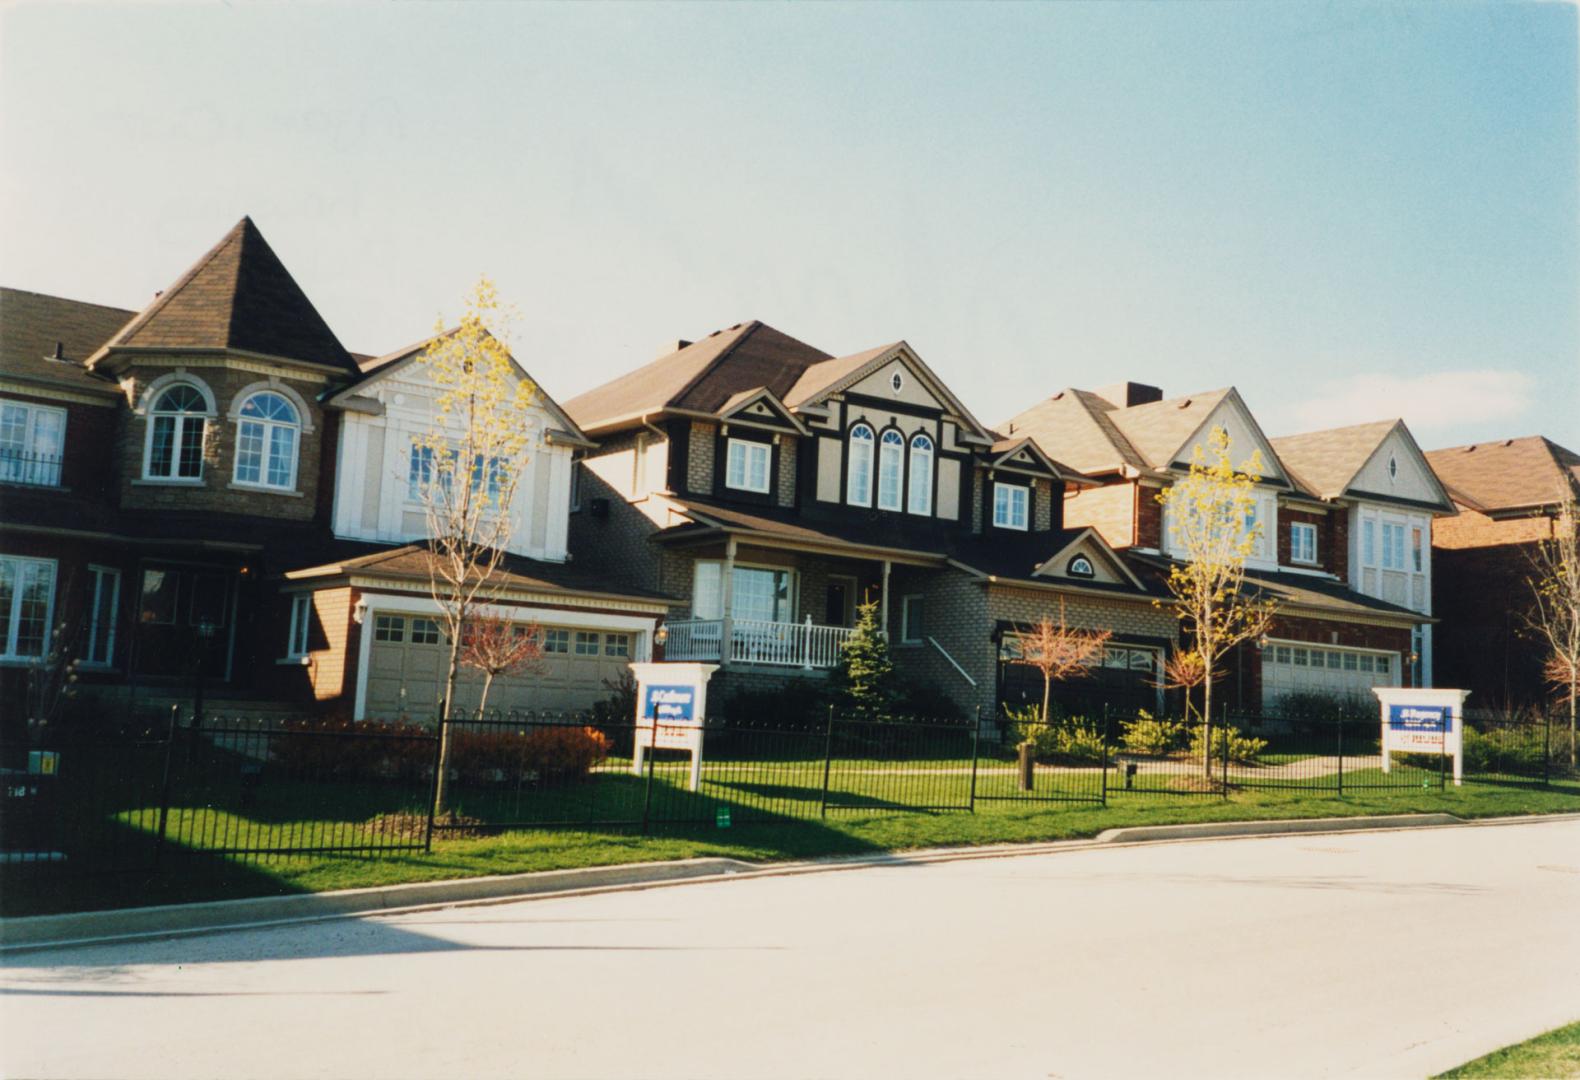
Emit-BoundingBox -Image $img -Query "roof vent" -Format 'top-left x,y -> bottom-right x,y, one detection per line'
1502,439 -> 1515,447
45,341 -> 68,363
1092,381 -> 1163,409
655,339 -> 692,359
1177,398 -> 1192,409
1051,391 -> 1064,401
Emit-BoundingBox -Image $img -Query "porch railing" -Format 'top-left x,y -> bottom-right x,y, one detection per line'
663,616 -> 856,669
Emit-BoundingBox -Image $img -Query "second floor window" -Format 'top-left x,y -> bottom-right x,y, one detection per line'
847,424 -> 874,507
877,430 -> 904,511
407,444 -> 505,503
725,438 -> 770,493
234,392 -> 300,490
1290,522 -> 1317,564
993,482 -> 1028,530
907,434 -> 933,516
1381,522 -> 1406,570
0,399 -> 65,488
145,384 -> 208,480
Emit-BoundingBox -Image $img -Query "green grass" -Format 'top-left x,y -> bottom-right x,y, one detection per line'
1435,1020 -> 1580,1078
4,763 -> 1576,918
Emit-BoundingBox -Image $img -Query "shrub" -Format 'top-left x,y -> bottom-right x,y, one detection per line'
1189,723 -> 1267,765
720,681 -> 834,731
449,725 -> 611,784
1121,711 -> 1188,756
1268,691 -> 1374,723
1005,707 -> 1105,765
892,681 -> 967,724
271,716 -> 432,782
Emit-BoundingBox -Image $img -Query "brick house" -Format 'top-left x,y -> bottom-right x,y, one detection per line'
1424,436 -> 1580,712
564,322 -> 1175,720
0,218 -> 665,730
1002,383 -> 1448,710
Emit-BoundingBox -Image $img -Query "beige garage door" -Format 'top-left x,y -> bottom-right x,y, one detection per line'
363,614 -> 636,720
1261,642 -> 1400,709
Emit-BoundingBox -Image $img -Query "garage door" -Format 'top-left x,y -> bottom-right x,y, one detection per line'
1261,641 -> 1400,708
363,614 -> 637,720
998,639 -> 1164,718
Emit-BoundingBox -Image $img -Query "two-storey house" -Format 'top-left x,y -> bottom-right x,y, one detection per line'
565,323 -> 1177,720
1003,383 -> 1443,710
1424,436 -> 1580,712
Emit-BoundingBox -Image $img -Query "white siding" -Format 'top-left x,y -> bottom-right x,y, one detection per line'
847,358 -> 946,411
936,457 -> 961,520
1350,429 -> 1442,505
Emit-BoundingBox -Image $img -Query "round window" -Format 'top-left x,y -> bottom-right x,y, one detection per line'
1068,556 -> 1095,578
891,371 -> 904,394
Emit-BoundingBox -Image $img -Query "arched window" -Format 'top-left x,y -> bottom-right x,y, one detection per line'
907,434 -> 933,516
233,391 -> 300,489
1067,555 -> 1095,579
847,424 -> 874,507
144,384 -> 209,480
877,430 -> 904,511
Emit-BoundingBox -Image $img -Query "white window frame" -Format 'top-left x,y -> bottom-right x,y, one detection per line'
900,594 -> 924,644
993,482 -> 1028,531
82,564 -> 121,668
0,398 -> 67,488
725,438 -> 771,494
232,391 -> 301,492
142,382 -> 211,481
907,434 -> 933,516
286,594 -> 312,659
1290,522 -> 1318,565
877,430 -> 904,512
846,424 -> 875,507
0,554 -> 57,662
691,560 -> 797,623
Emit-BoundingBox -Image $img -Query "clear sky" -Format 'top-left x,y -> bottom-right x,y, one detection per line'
3,2 -> 1576,449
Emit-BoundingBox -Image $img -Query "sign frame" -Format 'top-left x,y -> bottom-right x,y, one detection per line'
1372,687 -> 1471,787
629,661 -> 719,792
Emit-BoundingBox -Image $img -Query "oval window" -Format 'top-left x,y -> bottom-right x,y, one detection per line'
891,371 -> 904,394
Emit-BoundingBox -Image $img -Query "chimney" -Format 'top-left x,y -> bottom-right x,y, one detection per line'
1092,381 -> 1163,409
656,339 -> 692,359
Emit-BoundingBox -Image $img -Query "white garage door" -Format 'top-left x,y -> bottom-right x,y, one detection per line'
363,614 -> 636,720
1261,641 -> 1401,708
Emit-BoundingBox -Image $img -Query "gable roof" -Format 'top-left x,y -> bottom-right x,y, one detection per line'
1103,387 -> 1238,470
0,288 -> 135,397
1270,420 -> 1400,498
986,435 -> 1092,485
782,341 -> 995,441
1000,389 -> 1151,476
563,321 -> 831,433
1425,436 -> 1580,514
86,216 -> 356,374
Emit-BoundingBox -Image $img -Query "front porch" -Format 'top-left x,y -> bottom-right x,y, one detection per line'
664,616 -> 856,669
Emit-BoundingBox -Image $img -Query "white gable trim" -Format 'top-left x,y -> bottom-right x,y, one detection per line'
1031,528 -> 1146,589
797,342 -> 994,442
1170,390 -> 1289,485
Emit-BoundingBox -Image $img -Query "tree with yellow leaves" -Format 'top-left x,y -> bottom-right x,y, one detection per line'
1157,426 -> 1278,777
412,277 -> 537,816
1526,494 -> 1580,767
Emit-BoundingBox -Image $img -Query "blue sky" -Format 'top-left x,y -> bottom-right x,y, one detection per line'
3,2 -> 1575,448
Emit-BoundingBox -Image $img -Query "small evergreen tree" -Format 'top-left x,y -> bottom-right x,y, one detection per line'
832,600 -> 896,715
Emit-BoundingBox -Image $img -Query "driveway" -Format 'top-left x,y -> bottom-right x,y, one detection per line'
4,818 -> 1578,1079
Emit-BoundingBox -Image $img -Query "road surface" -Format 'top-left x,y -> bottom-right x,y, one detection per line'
4,818 -> 1579,1079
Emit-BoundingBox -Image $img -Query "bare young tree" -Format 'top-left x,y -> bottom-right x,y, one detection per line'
1527,494 -> 1580,766
413,278 -> 538,815
1156,647 -> 1214,725
460,614 -> 545,716
1009,600 -> 1113,723
1157,426 -> 1279,777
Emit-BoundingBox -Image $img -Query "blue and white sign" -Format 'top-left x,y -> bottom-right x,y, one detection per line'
1374,688 -> 1470,786
1388,704 -> 1449,742
644,685 -> 695,722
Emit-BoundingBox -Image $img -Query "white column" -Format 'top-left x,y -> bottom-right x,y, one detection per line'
720,535 -> 737,667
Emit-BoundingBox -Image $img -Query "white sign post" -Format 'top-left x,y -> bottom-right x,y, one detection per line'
629,661 -> 718,793
1372,687 -> 1471,787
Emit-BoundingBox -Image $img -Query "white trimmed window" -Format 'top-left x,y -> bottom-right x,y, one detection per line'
846,424 -> 874,506
691,561 -> 794,623
907,434 -> 933,516
0,399 -> 66,487
0,555 -> 56,660
993,482 -> 1028,530
725,438 -> 771,493
1290,522 -> 1317,564
877,430 -> 904,511
1381,522 -> 1406,570
144,384 -> 209,480
901,595 -> 924,644
286,594 -> 311,658
84,565 -> 121,667
233,391 -> 300,490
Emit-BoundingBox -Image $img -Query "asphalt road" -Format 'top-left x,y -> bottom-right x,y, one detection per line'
4,819 -> 1579,1080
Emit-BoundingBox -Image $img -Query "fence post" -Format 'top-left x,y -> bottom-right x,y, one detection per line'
968,708 -> 981,813
641,715 -> 658,835
1543,712 -> 1552,787
1221,702 -> 1230,800
819,705 -> 837,818
152,704 -> 179,868
1101,706 -> 1110,808
423,715 -> 444,852
1336,717 -> 1344,799
1439,721 -> 1447,792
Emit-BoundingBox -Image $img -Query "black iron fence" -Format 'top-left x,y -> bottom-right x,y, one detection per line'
2,705 -> 1575,883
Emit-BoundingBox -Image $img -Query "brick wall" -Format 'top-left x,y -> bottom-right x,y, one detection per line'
566,466 -> 668,598
1135,484 -> 1164,548
892,568 -> 992,717
687,422 -> 716,495
777,436 -> 797,508
1062,481 -> 1137,548
1433,507 -> 1560,549
1033,479 -> 1053,532
1278,507 -> 1341,574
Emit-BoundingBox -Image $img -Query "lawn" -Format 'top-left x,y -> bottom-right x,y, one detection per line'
1435,1020 -> 1580,1078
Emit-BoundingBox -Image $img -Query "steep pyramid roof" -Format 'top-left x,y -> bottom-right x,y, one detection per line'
88,217 -> 355,373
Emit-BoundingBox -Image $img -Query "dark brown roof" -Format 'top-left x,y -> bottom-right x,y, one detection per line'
0,288 -> 134,396
657,497 -> 952,562
1425,436 -> 1580,513
563,321 -> 831,432
1270,420 -> 1400,499
88,217 -> 356,373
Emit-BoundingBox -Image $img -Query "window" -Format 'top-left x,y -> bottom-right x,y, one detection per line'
993,483 -> 1028,530
1274,645 -> 1291,664
604,633 -> 631,657
891,371 -> 904,394
1343,652 -> 1358,671
1290,522 -> 1317,564
1387,455 -> 1398,480
1310,649 -> 1325,667
1327,651 -> 1343,670
725,438 -> 771,494
569,458 -> 582,511
144,384 -> 208,480
1375,655 -> 1391,675
84,566 -> 121,667
901,595 -> 924,644
408,445 -> 437,500
0,399 -> 66,487
1359,654 -> 1374,673
411,618 -> 442,645
1292,648 -> 1308,667
543,628 -> 569,653
233,392 -> 300,490
575,631 -> 600,655
692,562 -> 794,623
139,569 -> 179,625
1067,555 -> 1095,579
1363,519 -> 1376,566
877,430 -> 904,511
374,615 -> 405,642
0,556 -> 55,660
286,594 -> 311,658
846,424 -> 874,506
1411,527 -> 1424,573
1381,523 -> 1406,570
907,434 -> 933,516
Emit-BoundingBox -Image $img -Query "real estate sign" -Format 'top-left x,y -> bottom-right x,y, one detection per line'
629,662 -> 718,791
1373,687 -> 1471,786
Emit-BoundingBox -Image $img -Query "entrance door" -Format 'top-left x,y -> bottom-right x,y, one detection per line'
133,564 -> 235,681
825,576 -> 856,628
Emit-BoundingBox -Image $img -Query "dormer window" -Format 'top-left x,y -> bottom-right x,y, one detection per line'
907,434 -> 933,516
847,424 -> 874,506
144,383 -> 209,480
725,437 -> 771,494
993,482 -> 1028,531
1067,555 -> 1095,578
233,391 -> 300,490
877,430 -> 904,511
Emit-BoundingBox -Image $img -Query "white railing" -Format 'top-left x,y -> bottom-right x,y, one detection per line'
663,616 -> 855,669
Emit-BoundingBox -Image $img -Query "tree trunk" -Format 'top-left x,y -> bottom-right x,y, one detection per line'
1041,673 -> 1052,725
1201,674 -> 1215,779
478,671 -> 496,718
433,639 -> 463,818
1570,683 -> 1577,768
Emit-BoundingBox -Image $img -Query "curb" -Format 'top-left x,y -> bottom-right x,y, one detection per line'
4,812 -> 1573,954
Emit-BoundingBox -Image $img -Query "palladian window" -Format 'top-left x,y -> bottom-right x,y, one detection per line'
847,424 -> 874,507
877,430 -> 904,511
907,434 -> 933,515
233,391 -> 300,490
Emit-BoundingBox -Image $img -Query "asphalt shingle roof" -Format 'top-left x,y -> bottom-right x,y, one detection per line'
1425,436 -> 1580,513
0,288 -> 134,395
1269,420 -> 1401,499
